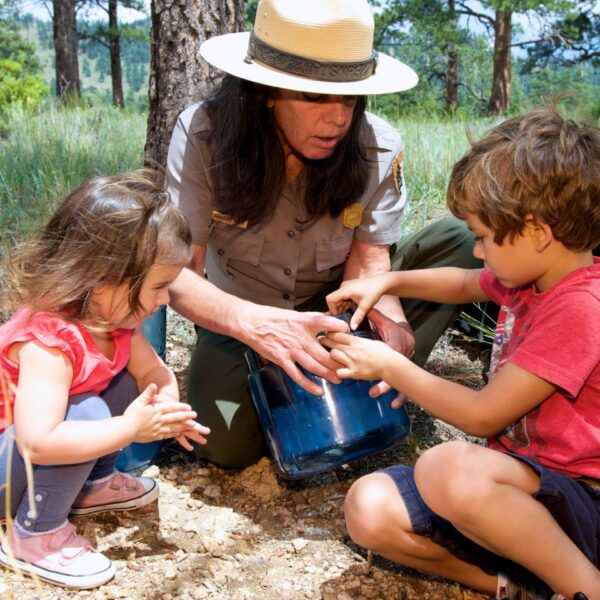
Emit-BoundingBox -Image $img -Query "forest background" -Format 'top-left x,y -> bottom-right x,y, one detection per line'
1,0 -> 599,244
0,3 -> 599,597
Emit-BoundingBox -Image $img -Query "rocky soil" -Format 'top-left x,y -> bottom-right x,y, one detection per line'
2,311 -> 493,600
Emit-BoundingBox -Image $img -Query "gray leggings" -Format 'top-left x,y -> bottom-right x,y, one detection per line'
0,371 -> 137,533
187,217 -> 482,468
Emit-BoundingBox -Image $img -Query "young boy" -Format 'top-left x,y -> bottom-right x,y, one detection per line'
323,108 -> 600,600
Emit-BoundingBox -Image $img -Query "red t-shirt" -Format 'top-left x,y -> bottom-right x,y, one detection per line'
479,258 -> 600,479
0,308 -> 134,432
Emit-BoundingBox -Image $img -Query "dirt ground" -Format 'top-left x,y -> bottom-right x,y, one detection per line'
2,311 -> 493,600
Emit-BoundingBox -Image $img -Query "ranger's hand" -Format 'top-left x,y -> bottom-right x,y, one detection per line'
242,305 -> 350,395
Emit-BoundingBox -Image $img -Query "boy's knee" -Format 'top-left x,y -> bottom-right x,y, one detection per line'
416,441 -> 468,490
344,473 -> 399,548
415,441 -> 489,515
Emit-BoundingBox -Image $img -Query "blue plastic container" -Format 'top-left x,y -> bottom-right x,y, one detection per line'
116,306 -> 167,473
247,316 -> 411,479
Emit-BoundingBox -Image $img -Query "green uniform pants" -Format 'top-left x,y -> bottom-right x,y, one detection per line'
187,217 -> 481,468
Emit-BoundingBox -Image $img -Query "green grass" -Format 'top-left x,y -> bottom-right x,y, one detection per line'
0,104 -> 493,241
0,102 -> 146,238
395,116 -> 495,235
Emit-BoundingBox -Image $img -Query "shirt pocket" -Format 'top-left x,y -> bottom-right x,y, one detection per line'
315,231 -> 354,273
209,224 -> 265,274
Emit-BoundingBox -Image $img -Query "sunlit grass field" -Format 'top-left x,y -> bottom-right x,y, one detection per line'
0,103 -> 493,241
0,103 -> 147,239
395,116 -> 495,232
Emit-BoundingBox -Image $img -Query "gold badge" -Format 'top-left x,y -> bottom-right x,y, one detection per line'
392,149 -> 404,196
343,203 -> 364,229
211,210 -> 248,229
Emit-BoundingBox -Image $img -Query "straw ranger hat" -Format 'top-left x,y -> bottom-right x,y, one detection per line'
200,0 -> 418,96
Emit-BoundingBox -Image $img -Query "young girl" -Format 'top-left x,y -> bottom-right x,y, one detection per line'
0,171 -> 210,589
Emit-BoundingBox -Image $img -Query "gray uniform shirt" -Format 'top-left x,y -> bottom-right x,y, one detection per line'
166,103 -> 407,310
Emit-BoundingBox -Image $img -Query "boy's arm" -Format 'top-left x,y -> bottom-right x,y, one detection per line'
324,334 -> 555,437
380,356 -> 555,437
327,267 -> 487,329
343,239 -> 412,355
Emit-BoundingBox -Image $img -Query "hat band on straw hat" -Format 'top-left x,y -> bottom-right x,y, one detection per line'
246,31 -> 378,83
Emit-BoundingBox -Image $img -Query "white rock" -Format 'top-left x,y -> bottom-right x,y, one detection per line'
292,538 -> 309,552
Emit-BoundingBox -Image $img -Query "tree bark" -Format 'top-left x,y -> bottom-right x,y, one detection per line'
108,0 -> 125,108
446,47 -> 458,109
52,0 -> 81,100
145,0 -> 245,168
489,10 -> 512,116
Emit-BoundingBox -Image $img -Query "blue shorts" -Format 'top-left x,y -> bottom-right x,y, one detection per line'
383,454 -> 600,592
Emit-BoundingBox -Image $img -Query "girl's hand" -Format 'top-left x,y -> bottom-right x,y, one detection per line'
150,391 -> 211,450
124,384 -> 200,443
325,275 -> 390,330
174,422 -> 211,451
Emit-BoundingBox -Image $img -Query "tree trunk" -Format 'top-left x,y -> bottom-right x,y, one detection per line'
52,0 -> 80,101
445,0 -> 458,110
108,0 -> 125,108
145,0 -> 245,168
446,47 -> 458,109
489,10 -> 512,116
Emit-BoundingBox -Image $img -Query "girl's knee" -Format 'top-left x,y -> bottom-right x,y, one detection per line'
66,394 -> 111,421
101,371 -> 138,416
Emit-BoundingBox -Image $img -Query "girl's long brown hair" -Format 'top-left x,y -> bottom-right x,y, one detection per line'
2,170 -> 191,328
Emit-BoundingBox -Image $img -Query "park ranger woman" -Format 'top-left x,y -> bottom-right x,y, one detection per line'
166,0 -> 478,468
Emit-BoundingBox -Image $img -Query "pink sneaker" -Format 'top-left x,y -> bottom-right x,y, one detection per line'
70,471 -> 159,516
0,521 -> 114,589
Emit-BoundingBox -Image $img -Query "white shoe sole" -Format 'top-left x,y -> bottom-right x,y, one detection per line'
0,545 -> 115,589
69,478 -> 160,516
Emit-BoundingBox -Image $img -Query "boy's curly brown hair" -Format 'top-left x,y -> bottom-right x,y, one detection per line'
447,106 -> 600,251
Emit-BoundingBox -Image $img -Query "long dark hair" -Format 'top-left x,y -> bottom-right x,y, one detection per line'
205,75 -> 369,226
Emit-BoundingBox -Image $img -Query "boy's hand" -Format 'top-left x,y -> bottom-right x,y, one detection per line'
326,275 -> 390,330
367,380 -> 407,408
338,309 -> 413,406
323,332 -> 394,382
124,384 -> 201,443
324,334 -> 408,409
